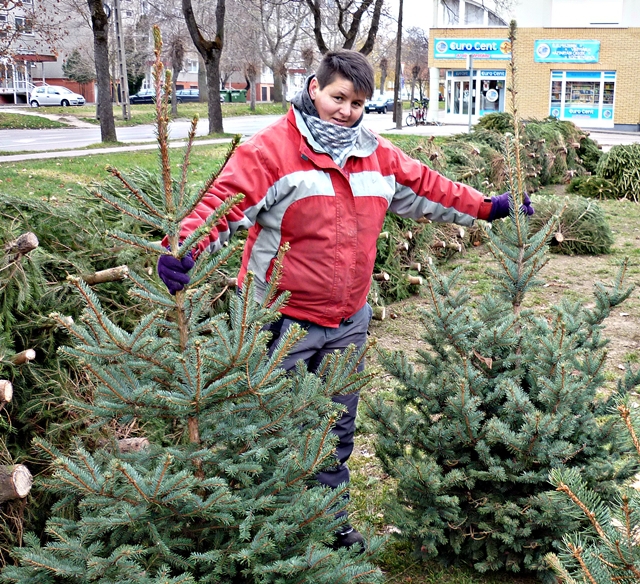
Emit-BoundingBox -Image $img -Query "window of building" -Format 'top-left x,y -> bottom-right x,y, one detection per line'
0,14 -> 7,38
488,12 -> 506,26
465,2 -> 484,25
186,58 -> 198,74
441,0 -> 460,25
14,16 -> 33,34
124,10 -> 133,17
549,70 -> 615,127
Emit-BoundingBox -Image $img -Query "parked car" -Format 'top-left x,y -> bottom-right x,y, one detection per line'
29,86 -> 85,107
175,88 -> 200,103
129,89 -> 157,104
364,94 -> 394,113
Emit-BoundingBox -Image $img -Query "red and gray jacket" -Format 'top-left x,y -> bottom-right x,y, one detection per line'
180,107 -> 492,328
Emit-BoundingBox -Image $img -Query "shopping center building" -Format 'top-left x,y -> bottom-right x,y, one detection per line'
427,0 -> 640,131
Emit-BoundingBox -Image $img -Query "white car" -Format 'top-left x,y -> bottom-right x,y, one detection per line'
29,86 -> 86,107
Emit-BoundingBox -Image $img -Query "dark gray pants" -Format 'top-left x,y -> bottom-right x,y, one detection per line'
263,304 -> 372,510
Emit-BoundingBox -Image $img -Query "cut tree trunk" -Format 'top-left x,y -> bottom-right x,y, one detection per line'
82,265 -> 129,285
0,465 -> 32,503
4,232 -> 39,256
118,437 -> 150,453
0,380 -> 13,403
11,350 -> 36,365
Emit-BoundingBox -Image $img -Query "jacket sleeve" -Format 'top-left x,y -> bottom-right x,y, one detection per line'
177,141 -> 277,257
382,138 -> 493,226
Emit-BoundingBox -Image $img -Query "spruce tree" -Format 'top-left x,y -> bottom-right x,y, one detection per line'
1,27 -> 382,583
365,21 -> 638,581
545,370 -> 640,584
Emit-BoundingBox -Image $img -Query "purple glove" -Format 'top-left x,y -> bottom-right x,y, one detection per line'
488,192 -> 534,221
157,251 -> 195,295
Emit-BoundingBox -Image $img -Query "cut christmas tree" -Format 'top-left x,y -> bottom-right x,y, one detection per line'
365,21 -> 638,582
1,27 -> 382,584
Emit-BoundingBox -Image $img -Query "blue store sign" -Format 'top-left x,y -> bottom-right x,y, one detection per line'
534,40 -> 600,63
434,38 -> 511,60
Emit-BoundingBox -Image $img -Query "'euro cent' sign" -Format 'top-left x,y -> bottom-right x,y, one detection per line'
434,38 -> 511,60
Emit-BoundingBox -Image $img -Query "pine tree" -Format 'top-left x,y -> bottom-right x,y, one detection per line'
365,21 -> 638,581
545,370 -> 640,584
1,27 -> 383,583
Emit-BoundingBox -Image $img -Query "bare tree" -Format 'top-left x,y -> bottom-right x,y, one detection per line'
246,61 -> 258,110
378,56 -> 388,95
87,0 -> 117,142
182,0 -> 225,134
301,45 -> 315,74
169,35 -> 185,116
304,0 -> 384,55
403,26 -> 428,101
251,0 -> 305,104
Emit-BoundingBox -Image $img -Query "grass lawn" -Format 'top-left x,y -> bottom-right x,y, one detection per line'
0,143 -> 230,201
0,112 -> 68,130
8,102 -> 289,127
1,141 -> 638,584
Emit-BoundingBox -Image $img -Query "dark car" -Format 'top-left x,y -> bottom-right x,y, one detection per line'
129,89 -> 156,104
364,95 -> 394,113
175,89 -> 200,103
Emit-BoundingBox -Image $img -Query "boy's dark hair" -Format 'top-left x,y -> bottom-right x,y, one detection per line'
316,50 -> 375,98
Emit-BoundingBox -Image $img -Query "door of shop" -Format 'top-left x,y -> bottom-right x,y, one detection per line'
445,70 -> 506,124
446,72 -> 475,119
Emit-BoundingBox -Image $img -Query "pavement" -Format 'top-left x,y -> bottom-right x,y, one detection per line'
1,105 -> 639,163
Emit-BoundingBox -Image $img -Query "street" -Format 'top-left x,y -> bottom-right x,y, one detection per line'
0,110 -> 639,161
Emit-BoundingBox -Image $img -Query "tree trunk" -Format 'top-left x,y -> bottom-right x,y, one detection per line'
272,74 -> 283,103
183,0 -> 225,135
171,66 -> 179,117
204,58 -> 223,134
280,74 -> 287,111
0,465 -> 32,503
250,72 -> 257,111
87,0 -> 117,142
198,56 -> 207,103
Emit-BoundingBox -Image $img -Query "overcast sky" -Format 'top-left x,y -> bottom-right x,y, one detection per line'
386,0 -> 434,33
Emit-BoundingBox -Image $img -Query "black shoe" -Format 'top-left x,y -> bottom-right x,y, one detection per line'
333,525 -> 366,553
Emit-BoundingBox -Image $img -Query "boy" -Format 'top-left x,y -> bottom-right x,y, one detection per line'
158,49 -> 532,551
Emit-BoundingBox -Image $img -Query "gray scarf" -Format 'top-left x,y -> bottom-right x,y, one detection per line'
291,76 -> 362,166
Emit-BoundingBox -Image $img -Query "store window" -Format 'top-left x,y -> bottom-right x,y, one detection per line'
549,71 -> 615,127
445,69 -> 506,119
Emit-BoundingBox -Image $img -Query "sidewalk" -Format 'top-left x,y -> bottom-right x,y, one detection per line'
0,137 -> 232,163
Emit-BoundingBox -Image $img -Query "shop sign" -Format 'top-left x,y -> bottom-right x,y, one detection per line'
434,38 -> 511,60
534,40 -> 600,63
551,106 -> 599,120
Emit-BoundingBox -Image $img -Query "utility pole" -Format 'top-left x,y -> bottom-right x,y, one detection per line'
393,0 -> 404,129
112,0 -> 130,120
467,54 -> 474,133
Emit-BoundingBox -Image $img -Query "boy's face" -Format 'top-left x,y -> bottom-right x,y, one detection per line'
309,75 -> 367,127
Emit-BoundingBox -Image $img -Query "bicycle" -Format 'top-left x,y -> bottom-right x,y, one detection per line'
405,99 -> 428,126
405,98 -> 442,126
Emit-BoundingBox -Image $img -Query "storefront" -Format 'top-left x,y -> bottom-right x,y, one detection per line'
432,37 -> 510,124
429,27 -> 640,131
